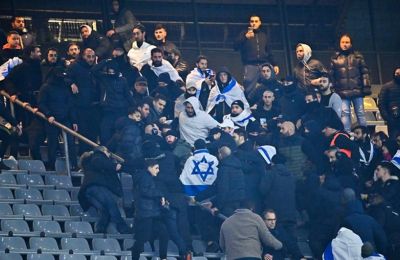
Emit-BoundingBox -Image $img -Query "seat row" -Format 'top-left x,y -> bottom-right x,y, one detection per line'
0,173 -> 73,189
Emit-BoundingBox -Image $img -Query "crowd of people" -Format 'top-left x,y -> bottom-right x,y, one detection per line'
1,1 -> 400,259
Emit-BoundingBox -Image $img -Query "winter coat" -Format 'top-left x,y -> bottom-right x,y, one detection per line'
278,134 -> 307,180
38,77 -> 77,123
378,78 -> 400,122
215,154 -> 246,213
114,117 -> 142,162
234,27 -> 276,66
78,150 -> 123,210
342,200 -> 387,253
264,225 -> 304,260
259,164 -> 297,222
65,59 -> 99,109
110,8 -> 137,52
330,49 -> 370,98
279,85 -> 306,123
133,169 -> 164,219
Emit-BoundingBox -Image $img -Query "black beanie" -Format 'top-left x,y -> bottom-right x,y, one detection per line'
194,139 -> 207,150
231,100 -> 245,110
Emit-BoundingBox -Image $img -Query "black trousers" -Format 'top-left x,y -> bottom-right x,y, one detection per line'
76,107 -> 100,154
131,216 -> 169,260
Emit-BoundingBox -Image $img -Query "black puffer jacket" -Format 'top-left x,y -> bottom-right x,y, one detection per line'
378,77 -> 400,122
330,49 -> 370,98
133,170 -> 164,219
294,59 -> 326,92
234,27 -> 276,66
78,150 -> 123,210
114,117 -> 142,162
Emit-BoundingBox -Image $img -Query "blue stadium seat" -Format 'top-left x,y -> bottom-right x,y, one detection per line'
14,188 -> 43,201
16,174 -> 44,186
92,238 -> 121,253
13,204 -> 46,220
0,187 -> 14,199
0,253 -> 23,260
90,256 -> 117,260
0,173 -> 17,185
59,255 -> 87,260
0,237 -> 28,251
64,221 -> 93,235
45,175 -> 73,189
29,237 -> 59,252
27,254 -> 55,260
41,204 -> 70,217
43,189 -> 71,202
0,204 -> 14,216
60,237 -> 91,252
18,160 -> 46,172
32,220 -> 62,234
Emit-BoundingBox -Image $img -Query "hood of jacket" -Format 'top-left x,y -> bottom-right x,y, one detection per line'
216,66 -> 233,87
297,43 -> 312,64
184,96 -> 202,114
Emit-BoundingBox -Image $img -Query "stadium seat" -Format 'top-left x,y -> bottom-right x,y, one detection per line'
0,237 -> 27,251
0,187 -> 14,199
27,254 -> 55,260
45,175 -> 73,189
43,189 -> 71,202
90,256 -> 117,260
18,160 -> 46,172
0,204 -> 14,216
1,219 -> 30,233
29,237 -> 59,251
64,221 -> 93,234
0,253 -> 23,260
41,204 -> 70,217
60,237 -> 91,252
15,188 -> 43,201
59,255 -> 87,260
92,238 -> 121,252
0,173 -> 17,185
33,220 -> 62,234
192,240 -> 206,255
13,204 -> 43,218
16,174 -> 44,186
2,158 -> 18,170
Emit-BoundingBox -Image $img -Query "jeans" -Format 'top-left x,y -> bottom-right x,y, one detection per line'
243,64 -> 261,97
341,97 -> 367,132
85,185 -> 128,233
162,208 -> 187,255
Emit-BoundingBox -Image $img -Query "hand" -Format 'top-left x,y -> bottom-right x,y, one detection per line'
201,201 -> 213,209
106,29 -> 116,37
264,254 -> 273,260
250,104 -> 258,110
319,174 -> 326,185
273,66 -> 279,75
365,180 -> 373,188
296,119 -> 302,129
245,30 -> 255,39
10,95 -> 17,102
48,116 -> 55,124
300,258 -> 307,260
72,124 -> 78,132
159,117 -> 167,124
204,77 -> 213,86
32,107 -> 38,113
310,78 -> 321,86
188,197 -> 196,204
161,197 -> 166,206
71,84 -> 79,94
116,163 -> 122,171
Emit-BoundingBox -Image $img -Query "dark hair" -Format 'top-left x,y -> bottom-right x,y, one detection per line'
23,45 -> 40,59
137,100 -> 151,109
339,33 -> 352,44
196,55 -> 208,63
262,209 -> 276,219
11,16 -> 23,24
46,47 -> 58,55
153,93 -> 167,102
249,15 -> 261,21
372,131 -> 389,142
154,23 -> 167,31
377,161 -> 395,175
151,48 -> 163,56
127,106 -> 140,115
352,125 -> 369,136
7,30 -> 19,37
233,128 -> 247,139
133,23 -> 146,33
145,158 -> 159,168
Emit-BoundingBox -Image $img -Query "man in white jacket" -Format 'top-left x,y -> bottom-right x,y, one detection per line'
179,96 -> 219,146
127,24 -> 155,71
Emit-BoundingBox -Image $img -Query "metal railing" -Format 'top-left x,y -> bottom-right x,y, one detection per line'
0,90 -> 125,176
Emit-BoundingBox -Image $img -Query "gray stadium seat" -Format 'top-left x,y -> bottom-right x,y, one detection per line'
92,238 -> 121,252
18,160 -> 46,172
0,173 -> 17,185
33,220 -> 62,234
192,257 -> 208,260
43,189 -> 71,202
64,221 -> 93,234
13,204 -> 42,217
2,158 -> 18,170
90,256 -> 117,260
1,219 -> 30,233
0,253 -> 23,260
0,237 -> 27,251
16,174 -> 44,186
192,240 -> 206,255
60,237 -> 90,252
41,204 -> 70,217
0,187 -> 14,199
45,175 -> 73,188
59,255 -> 87,260
0,204 -> 14,216
15,188 -> 43,200
123,238 -> 134,250
29,237 -> 59,251
69,204 -> 84,216
27,254 -> 55,260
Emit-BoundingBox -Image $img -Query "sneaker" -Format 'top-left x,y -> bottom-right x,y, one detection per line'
0,161 -> 11,170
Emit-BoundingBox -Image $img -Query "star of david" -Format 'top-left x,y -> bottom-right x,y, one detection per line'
192,156 -> 215,182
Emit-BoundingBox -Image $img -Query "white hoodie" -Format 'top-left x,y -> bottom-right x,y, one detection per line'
323,227 -> 363,260
127,41 -> 156,70
179,96 -> 219,146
